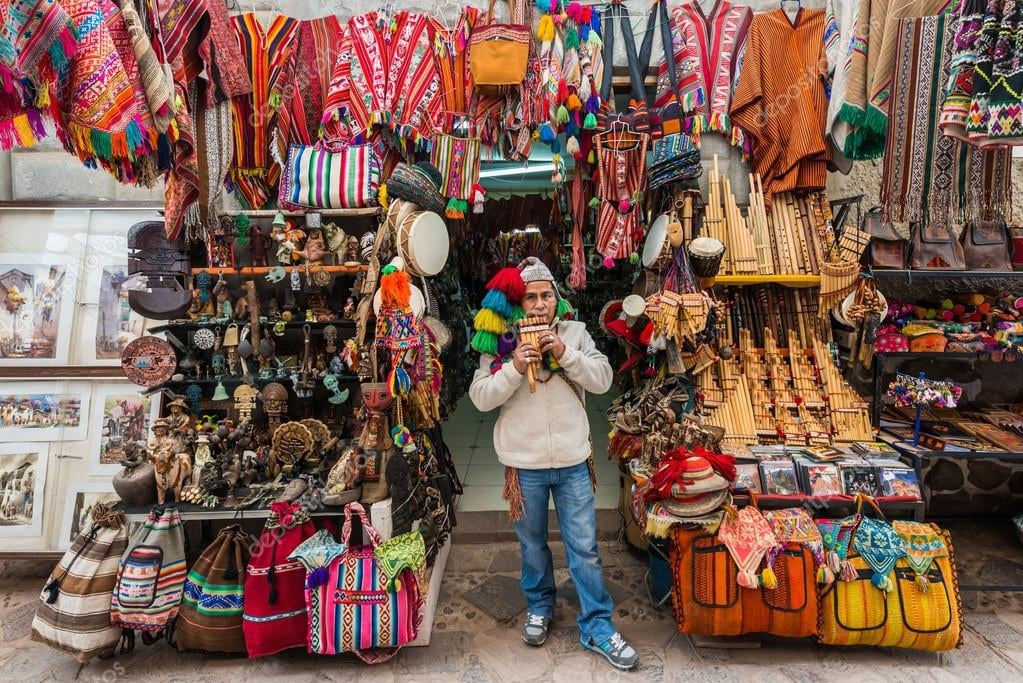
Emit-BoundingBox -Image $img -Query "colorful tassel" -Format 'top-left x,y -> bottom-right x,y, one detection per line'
557,78 -> 568,103
391,423 -> 414,447
307,566 -> 330,589
474,308 -> 509,335
482,289 -> 515,318
827,550 -> 841,575
914,574 -> 930,593
378,183 -> 388,208
537,14 -> 555,43
565,26 -> 580,51
471,329 -> 499,355
486,267 -> 526,303
817,565 -> 834,585
588,197 -> 600,208
539,123 -> 557,144
510,306 -> 526,323
566,136 -> 580,158
840,560 -> 858,583
760,566 -> 778,590
556,105 -> 570,125
497,331 -> 517,356
871,572 -> 893,592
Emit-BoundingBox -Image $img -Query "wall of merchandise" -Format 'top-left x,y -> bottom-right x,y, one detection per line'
0,208 -> 159,554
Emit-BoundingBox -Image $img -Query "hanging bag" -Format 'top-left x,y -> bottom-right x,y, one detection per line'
278,142 -> 382,211
963,219 -> 1011,271
288,503 -> 425,662
242,501 -> 317,658
469,0 -> 531,89
176,524 -> 251,654
863,208 -> 907,269
109,506 -> 187,643
31,504 -> 129,663
908,221 -> 966,270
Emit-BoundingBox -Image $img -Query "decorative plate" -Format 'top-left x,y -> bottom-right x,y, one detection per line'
121,336 -> 177,387
272,422 -> 314,465
193,327 -> 216,350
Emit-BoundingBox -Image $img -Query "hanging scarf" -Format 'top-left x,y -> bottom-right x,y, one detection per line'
892,520 -> 949,593
817,515 -> 859,582
716,505 -> 781,589
228,12 -> 297,209
59,0 -> 153,184
163,65 -> 196,241
764,507 -> 833,585
880,13 -> 1011,229
851,516 -> 907,592
118,0 -> 174,135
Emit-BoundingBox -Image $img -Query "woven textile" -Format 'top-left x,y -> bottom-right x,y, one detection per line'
118,0 -> 174,135
763,507 -> 826,568
243,501 -> 316,658
893,520 -> 949,583
594,130 -> 649,262
110,507 -> 187,632
176,524 -> 250,654
664,1 -> 752,150
385,11 -> 443,151
824,0 -> 864,157
430,132 -> 480,202
963,0 -> 1023,143
163,69 -> 197,242
275,16 -> 343,154
880,13 -> 1011,229
228,12 -> 297,209
716,506 -> 780,588
31,505 -> 128,663
429,7 -> 480,118
851,516 -> 907,589
730,9 -> 829,204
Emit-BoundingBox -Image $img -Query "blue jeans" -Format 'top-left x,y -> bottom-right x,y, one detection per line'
513,461 -> 615,643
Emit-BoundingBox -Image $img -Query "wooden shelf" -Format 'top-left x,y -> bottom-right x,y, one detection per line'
714,274 -> 822,287
190,265 -> 367,275
224,208 -> 381,218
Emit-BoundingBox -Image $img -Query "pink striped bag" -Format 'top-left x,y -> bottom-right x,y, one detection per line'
289,502 -> 425,663
278,143 -> 381,210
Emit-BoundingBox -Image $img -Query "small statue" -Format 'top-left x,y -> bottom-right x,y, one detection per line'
273,222 -> 306,265
343,296 -> 356,320
249,225 -> 269,268
240,450 -> 260,487
295,228 -> 329,266
343,235 -> 361,266
112,440 -> 157,508
213,278 -> 233,321
148,418 -> 193,505
165,397 -> 193,438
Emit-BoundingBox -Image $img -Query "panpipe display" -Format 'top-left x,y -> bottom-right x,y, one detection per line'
812,338 -> 873,442
705,157 -> 758,275
518,315 -> 550,393
699,357 -> 758,445
719,285 -> 829,349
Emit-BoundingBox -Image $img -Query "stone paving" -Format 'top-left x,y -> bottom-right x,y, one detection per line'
1,524 -> 1022,682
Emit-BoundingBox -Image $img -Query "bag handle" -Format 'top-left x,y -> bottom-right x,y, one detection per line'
854,493 -> 886,520
638,0 -> 681,108
599,2 -> 647,104
341,501 -> 382,548
747,490 -> 760,509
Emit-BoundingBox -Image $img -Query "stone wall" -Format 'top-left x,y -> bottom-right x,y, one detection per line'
924,457 -> 1023,517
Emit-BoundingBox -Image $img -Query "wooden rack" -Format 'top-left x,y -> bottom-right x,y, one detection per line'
191,265 -> 368,275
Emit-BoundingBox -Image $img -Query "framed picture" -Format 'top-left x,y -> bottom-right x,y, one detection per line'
0,254 -> 76,365
802,463 -> 843,497
879,466 -> 922,499
0,381 -> 90,441
760,460 -> 799,495
76,254 -> 149,365
841,464 -> 881,496
58,482 -> 120,551
733,463 -> 762,493
0,443 -> 49,541
88,383 -> 161,475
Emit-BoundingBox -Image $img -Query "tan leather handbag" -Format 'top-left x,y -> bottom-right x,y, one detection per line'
908,221 -> 965,270
863,209 -> 907,269
963,219 -> 1011,271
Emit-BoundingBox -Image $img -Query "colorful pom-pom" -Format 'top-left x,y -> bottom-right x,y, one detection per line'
471,329 -> 499,355
555,298 -> 574,319
603,256 -> 615,268
486,267 -> 526,303
760,566 -> 778,590
474,308 -> 508,335
482,289 -> 515,318
380,270 -> 411,308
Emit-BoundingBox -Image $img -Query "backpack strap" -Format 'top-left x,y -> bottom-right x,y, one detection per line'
599,1 -> 647,104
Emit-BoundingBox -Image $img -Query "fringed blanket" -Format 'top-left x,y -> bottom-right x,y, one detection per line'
881,13 -> 1012,230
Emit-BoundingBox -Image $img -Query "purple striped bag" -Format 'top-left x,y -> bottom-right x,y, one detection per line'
278,143 -> 381,210
289,502 -> 424,663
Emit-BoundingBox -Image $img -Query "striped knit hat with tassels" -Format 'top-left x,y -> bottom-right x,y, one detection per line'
471,257 -> 574,360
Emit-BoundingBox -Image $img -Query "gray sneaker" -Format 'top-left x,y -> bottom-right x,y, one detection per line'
581,632 -> 639,670
522,613 -> 551,646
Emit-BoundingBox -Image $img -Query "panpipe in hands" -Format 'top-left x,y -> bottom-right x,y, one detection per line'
518,316 -> 550,393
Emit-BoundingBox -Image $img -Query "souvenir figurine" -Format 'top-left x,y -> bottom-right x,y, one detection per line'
344,235 -> 361,266
112,439 -> 157,508
213,277 -> 233,321
148,418 -> 193,505
295,228 -> 329,266
166,397 -> 193,436
326,222 -> 347,258
260,382 -> 289,429
273,221 -> 306,265
359,383 -> 393,451
343,296 -> 356,319
249,224 -> 269,268
359,230 -> 376,263
192,432 -> 214,483
323,374 -> 350,405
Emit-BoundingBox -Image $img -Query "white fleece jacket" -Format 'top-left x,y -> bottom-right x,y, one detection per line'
469,320 -> 613,470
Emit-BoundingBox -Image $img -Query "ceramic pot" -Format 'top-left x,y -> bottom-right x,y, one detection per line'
112,461 -> 158,508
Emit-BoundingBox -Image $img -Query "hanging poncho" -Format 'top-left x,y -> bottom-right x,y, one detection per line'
275,16 -> 343,153
322,11 -> 387,144
228,12 -> 297,209
664,0 -> 752,150
385,11 -> 443,153
59,0 -> 155,184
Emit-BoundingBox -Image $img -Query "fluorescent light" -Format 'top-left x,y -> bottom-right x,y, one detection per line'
479,163 -> 556,179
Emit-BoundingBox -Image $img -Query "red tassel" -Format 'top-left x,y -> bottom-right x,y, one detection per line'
558,78 -> 568,104
485,267 -> 526,304
695,446 -> 737,484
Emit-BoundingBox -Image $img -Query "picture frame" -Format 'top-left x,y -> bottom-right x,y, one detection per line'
879,466 -> 922,499
840,464 -> 881,496
802,463 -> 843,497
760,460 -> 799,496
0,442 -> 49,543
88,383 -> 161,475
76,254 -> 149,365
733,462 -> 762,493
0,381 -> 90,441
58,481 -> 120,551
0,253 -> 77,365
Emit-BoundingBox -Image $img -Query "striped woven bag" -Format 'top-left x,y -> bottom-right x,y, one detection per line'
278,143 -> 381,211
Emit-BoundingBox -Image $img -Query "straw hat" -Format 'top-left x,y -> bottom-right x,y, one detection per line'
653,454 -> 732,518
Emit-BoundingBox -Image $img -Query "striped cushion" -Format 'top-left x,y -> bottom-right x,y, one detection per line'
279,143 -> 381,210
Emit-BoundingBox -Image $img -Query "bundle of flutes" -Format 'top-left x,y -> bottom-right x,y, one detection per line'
812,338 -> 873,442
719,285 -> 829,349
518,316 -> 550,393
703,358 -> 758,445
706,156 -> 758,274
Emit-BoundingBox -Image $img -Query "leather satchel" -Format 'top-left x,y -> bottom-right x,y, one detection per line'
862,208 -> 906,269
908,221 -> 965,270
963,219 -> 1011,271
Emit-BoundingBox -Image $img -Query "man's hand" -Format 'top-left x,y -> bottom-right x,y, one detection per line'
512,342 -> 540,375
539,329 -> 566,360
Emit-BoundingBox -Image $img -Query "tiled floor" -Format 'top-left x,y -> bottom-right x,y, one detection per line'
449,392 -> 621,512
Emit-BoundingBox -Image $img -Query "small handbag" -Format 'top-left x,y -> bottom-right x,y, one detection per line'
862,208 -> 906,269
278,143 -> 381,211
908,221 -> 965,270
963,219 -> 1011,271
469,0 -> 530,89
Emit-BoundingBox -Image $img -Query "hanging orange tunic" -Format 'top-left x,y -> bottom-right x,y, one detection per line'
729,8 -> 829,203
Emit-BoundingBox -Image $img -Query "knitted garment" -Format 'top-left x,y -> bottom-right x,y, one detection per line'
763,507 -> 826,568
893,520 -> 949,584
374,531 -> 427,591
716,506 -> 781,588
851,516 -> 907,590
963,0 -> 1023,144
110,507 -> 187,632
176,524 -> 250,654
60,0 -> 153,184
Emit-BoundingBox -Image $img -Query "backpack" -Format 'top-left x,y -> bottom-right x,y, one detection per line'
242,501 -> 316,658
109,506 -> 187,645
176,524 -> 251,654
31,504 -> 129,663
